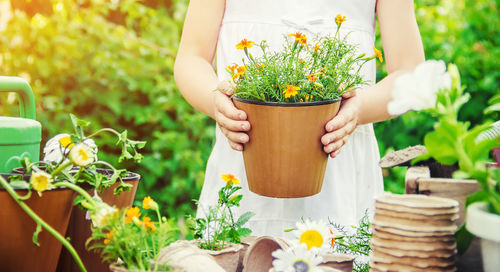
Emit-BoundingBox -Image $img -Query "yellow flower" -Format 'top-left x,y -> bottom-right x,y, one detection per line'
293,219 -> 331,251
307,74 -> 317,82
30,171 -> 54,196
313,43 -> 320,52
143,196 -> 158,210
58,135 -> 74,149
335,14 -> 347,26
125,206 -> 141,224
104,230 -> 115,245
143,216 -> 157,231
283,85 -> 300,98
227,64 -> 238,73
288,32 -> 307,46
373,47 -> 383,62
221,174 -> 240,185
232,65 -> 247,80
236,39 -> 255,50
69,143 -> 95,167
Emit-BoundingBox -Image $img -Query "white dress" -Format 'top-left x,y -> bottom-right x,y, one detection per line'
196,0 -> 384,237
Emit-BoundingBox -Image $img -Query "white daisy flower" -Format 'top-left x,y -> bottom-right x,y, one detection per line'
292,219 -> 333,253
90,198 -> 117,228
43,133 -> 97,164
272,243 -> 323,272
69,143 -> 96,167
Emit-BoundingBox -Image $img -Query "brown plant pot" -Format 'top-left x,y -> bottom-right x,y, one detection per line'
0,174 -> 76,272
242,236 -> 291,272
56,171 -> 141,272
320,253 -> 355,272
233,97 -> 341,198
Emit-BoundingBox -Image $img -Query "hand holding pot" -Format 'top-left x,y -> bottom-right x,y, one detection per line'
321,91 -> 360,158
213,81 -> 251,151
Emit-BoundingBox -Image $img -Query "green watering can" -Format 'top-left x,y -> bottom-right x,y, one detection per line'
0,76 -> 41,173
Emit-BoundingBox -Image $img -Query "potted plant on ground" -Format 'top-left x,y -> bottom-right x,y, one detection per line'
229,15 -> 382,198
387,60 -> 500,272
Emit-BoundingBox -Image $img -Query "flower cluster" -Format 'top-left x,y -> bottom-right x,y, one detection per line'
227,14 -> 382,103
87,196 -> 178,271
191,174 -> 255,250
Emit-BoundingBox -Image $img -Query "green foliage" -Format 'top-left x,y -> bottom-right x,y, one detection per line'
191,177 -> 254,250
0,0 -> 214,218
375,0 -> 500,192
231,26 -> 377,102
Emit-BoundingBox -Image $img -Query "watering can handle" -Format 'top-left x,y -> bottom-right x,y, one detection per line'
0,76 -> 36,120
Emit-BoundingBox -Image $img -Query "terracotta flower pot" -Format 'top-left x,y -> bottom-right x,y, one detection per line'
157,240 -> 226,272
242,236 -> 291,272
56,170 -> 141,272
233,97 -> 341,198
0,174 -> 76,272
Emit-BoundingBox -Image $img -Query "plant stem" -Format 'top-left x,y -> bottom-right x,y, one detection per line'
0,176 -> 87,272
87,128 -> 121,138
51,161 -> 73,178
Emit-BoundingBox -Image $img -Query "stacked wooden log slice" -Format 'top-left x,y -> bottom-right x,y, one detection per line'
370,193 -> 459,272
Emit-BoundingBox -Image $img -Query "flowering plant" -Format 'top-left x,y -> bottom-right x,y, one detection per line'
191,174 -> 255,250
87,196 -> 178,271
388,60 -> 500,252
228,15 -> 382,103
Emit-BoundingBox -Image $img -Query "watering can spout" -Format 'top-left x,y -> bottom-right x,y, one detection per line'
0,76 -> 41,173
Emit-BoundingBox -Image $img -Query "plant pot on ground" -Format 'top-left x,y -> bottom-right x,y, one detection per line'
0,174 -> 76,272
233,98 -> 340,197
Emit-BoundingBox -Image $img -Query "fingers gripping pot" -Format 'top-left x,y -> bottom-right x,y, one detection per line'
0,76 -> 41,173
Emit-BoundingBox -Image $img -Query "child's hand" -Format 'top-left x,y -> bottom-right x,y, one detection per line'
213,81 -> 251,151
321,91 -> 360,158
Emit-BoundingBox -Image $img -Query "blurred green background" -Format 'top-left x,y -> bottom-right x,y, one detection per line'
0,0 -> 498,219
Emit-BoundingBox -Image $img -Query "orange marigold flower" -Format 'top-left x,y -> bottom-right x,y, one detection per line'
236,39 -> 255,50
283,85 -> 300,98
313,43 -> 320,52
307,74 -> 318,82
227,64 -> 238,73
221,174 -> 240,185
288,32 -> 307,45
373,47 -> 383,62
232,65 -> 247,80
318,67 -> 327,74
104,230 -> 115,245
143,216 -> 157,231
335,14 -> 347,26
329,229 -> 336,247
125,206 -> 141,224
143,196 -> 158,210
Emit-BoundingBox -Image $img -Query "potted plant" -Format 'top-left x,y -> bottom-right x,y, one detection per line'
188,174 -> 255,272
229,15 -> 381,197
386,60 -> 500,272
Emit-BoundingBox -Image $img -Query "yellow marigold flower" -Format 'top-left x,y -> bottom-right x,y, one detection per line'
69,143 -> 95,167
236,38 -> 255,50
373,47 -> 383,62
143,216 -> 157,231
232,65 -> 247,80
30,171 -> 54,196
58,135 -> 74,149
104,230 -> 115,245
318,67 -> 327,74
221,174 -> 240,185
307,74 -> 318,82
227,64 -> 238,73
288,32 -> 307,46
313,43 -> 320,52
143,196 -> 158,210
125,206 -> 141,224
283,85 -> 300,98
335,14 -> 347,26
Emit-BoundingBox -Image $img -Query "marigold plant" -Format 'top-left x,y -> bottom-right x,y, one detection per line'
228,15 -> 381,103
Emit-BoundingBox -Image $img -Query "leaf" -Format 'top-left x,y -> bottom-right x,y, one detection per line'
32,223 -> 42,247
237,227 -> 252,238
465,190 -> 489,206
236,211 -> 255,227
10,180 -> 29,189
455,224 -> 474,255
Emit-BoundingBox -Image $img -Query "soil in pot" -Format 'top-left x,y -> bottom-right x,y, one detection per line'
0,174 -> 76,272
233,98 -> 340,198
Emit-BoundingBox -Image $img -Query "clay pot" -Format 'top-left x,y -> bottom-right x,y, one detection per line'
203,242 -> 244,272
233,97 -> 340,198
320,253 -> 355,272
237,236 -> 259,272
242,236 -> 291,272
157,240 -> 225,272
0,174 -> 76,272
56,171 -> 141,272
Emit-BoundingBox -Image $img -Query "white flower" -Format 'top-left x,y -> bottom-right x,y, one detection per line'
69,143 -> 96,167
90,200 -> 117,228
387,60 -> 451,116
292,219 -> 332,254
272,243 -> 324,272
43,133 -> 97,164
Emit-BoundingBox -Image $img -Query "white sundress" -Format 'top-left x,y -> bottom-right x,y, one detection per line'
196,0 -> 384,237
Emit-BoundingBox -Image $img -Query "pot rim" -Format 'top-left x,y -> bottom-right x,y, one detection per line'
10,167 -> 141,181
232,96 -> 341,107
466,202 -> 500,243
